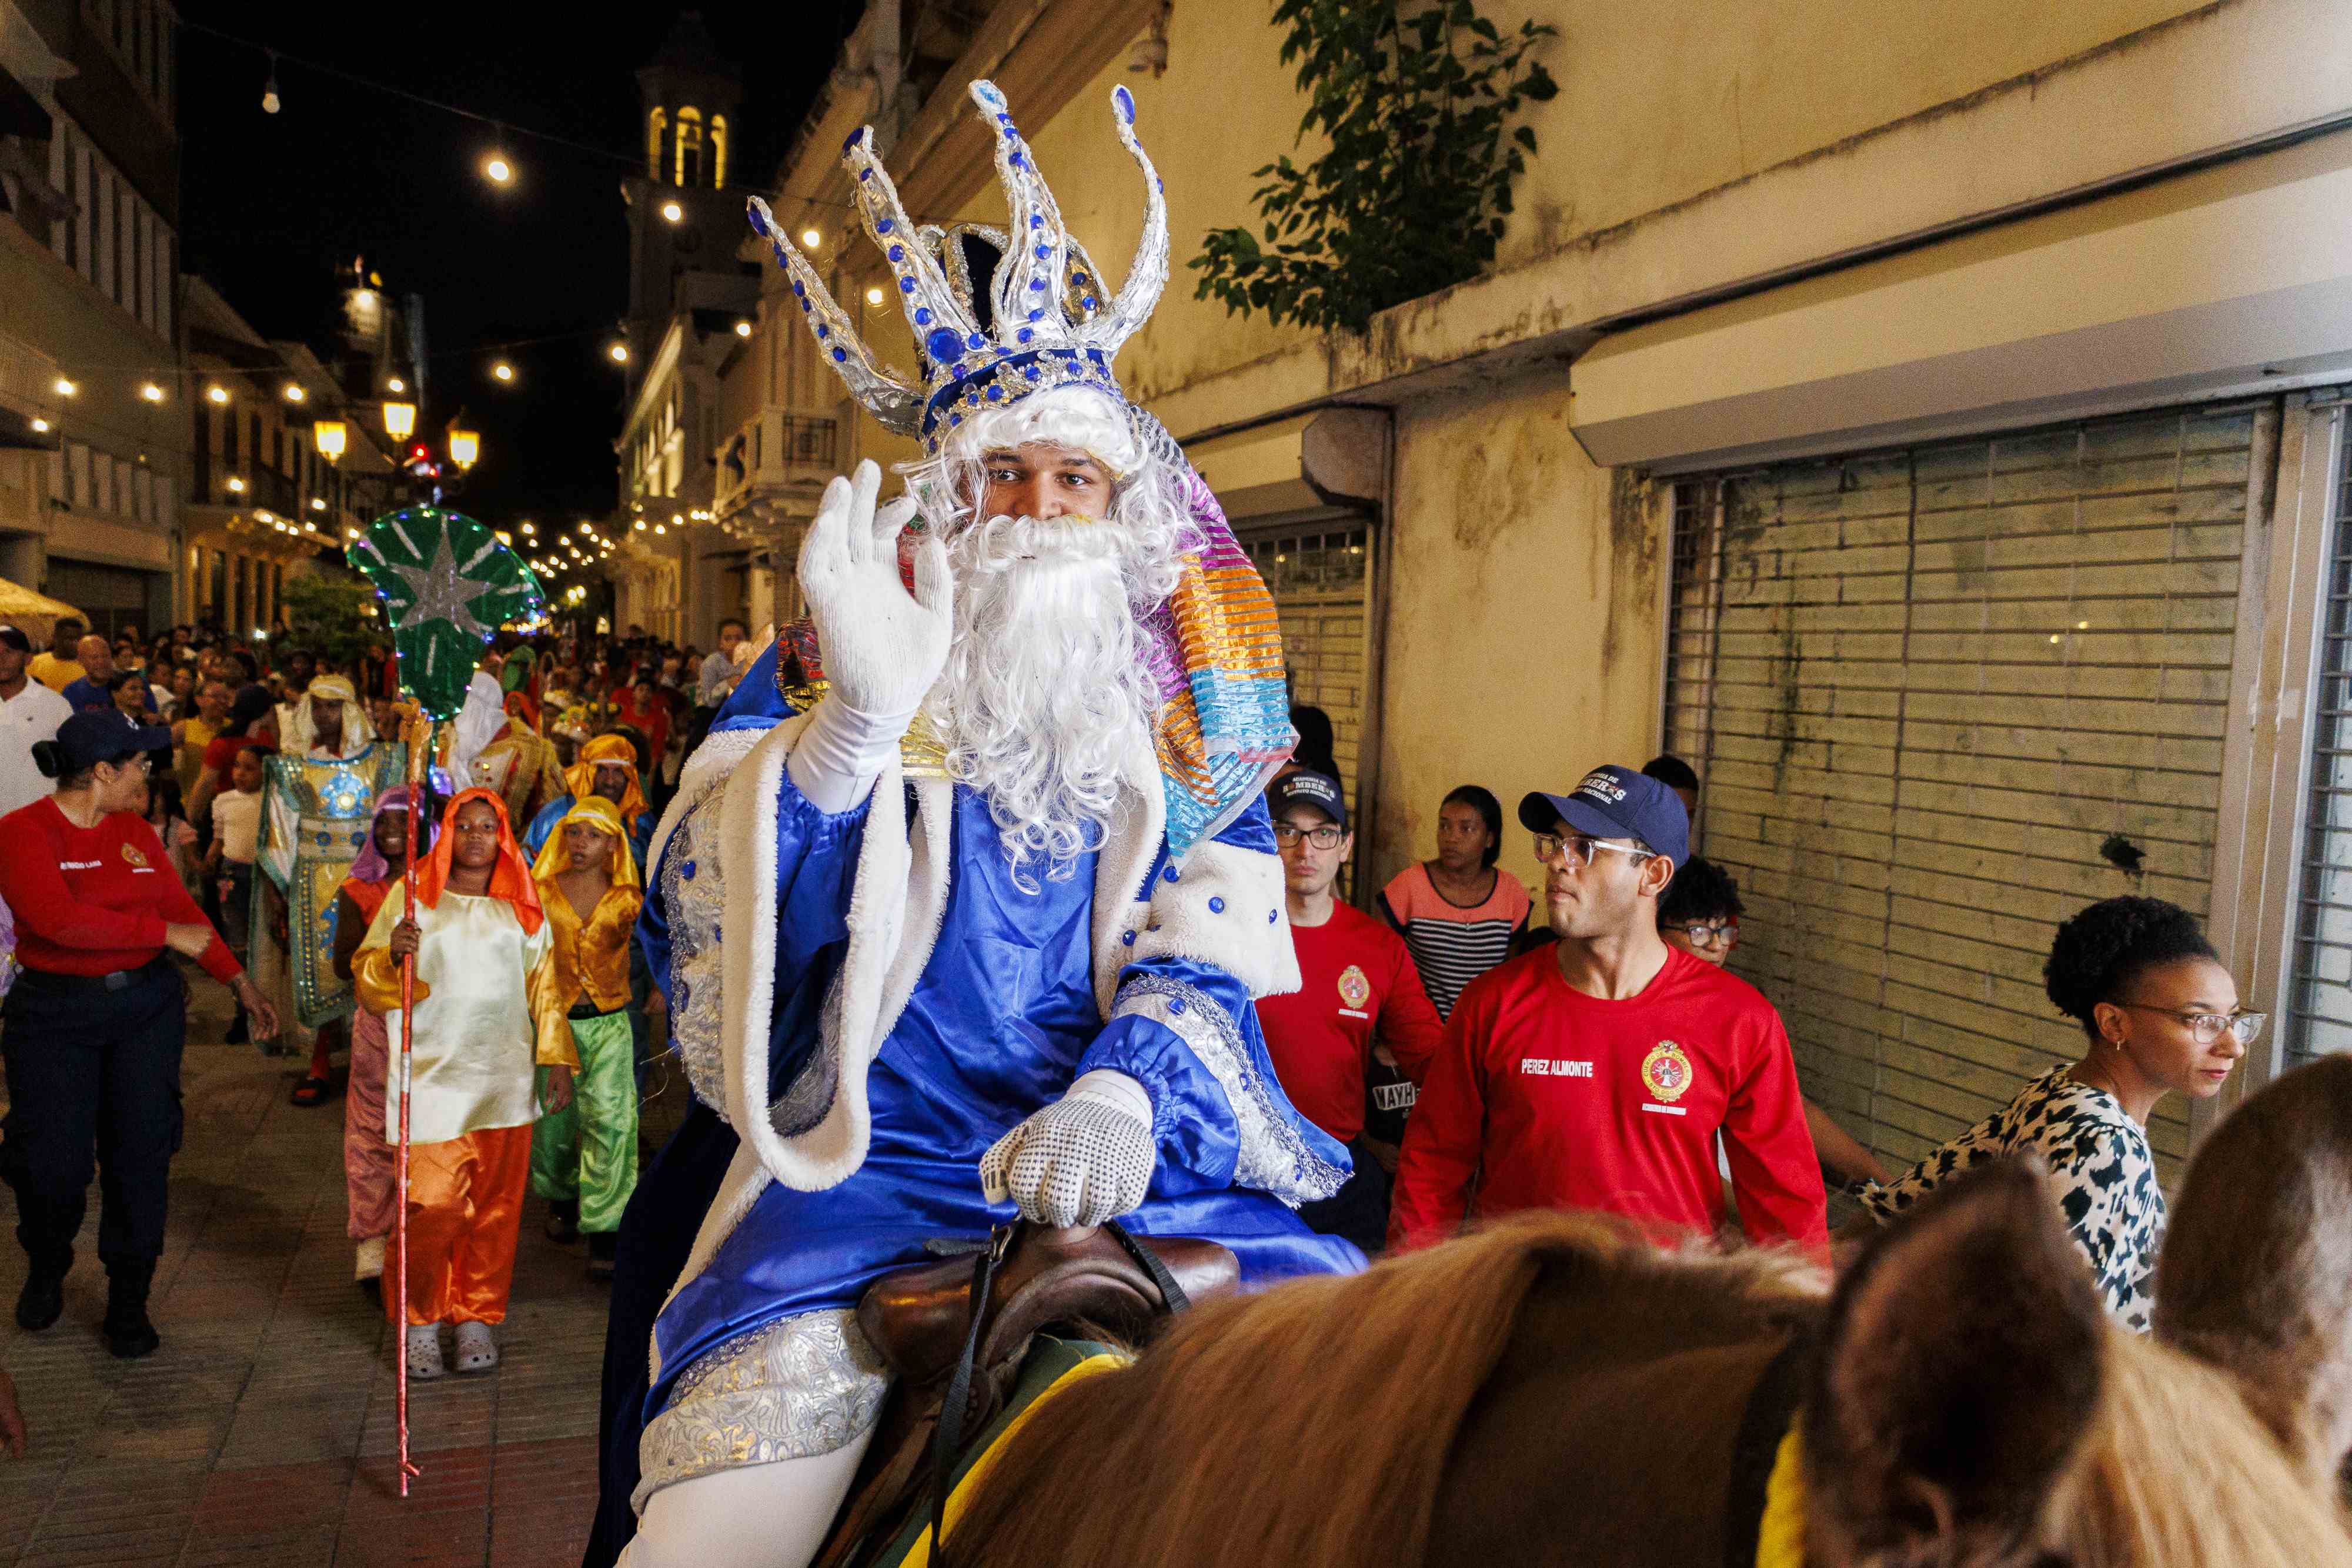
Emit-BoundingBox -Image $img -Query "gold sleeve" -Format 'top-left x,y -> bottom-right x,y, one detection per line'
352,945 -> 429,1015
526,942 -> 580,1069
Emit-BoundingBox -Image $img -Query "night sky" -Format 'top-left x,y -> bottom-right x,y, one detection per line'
175,2 -> 861,526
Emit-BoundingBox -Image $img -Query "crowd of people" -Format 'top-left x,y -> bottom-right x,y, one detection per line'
0,610 -> 2253,1426
1257,746 -> 2249,1340
0,611 -> 763,1373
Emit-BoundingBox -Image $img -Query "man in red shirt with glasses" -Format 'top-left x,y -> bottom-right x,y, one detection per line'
1388,764 -> 1827,1261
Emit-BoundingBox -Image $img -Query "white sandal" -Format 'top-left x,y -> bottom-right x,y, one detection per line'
406,1323 -> 446,1380
453,1320 -> 498,1373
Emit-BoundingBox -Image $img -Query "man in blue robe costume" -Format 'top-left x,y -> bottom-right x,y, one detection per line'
595,80 -> 1357,1568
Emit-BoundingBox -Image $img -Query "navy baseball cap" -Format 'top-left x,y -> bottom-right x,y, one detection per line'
1268,767 -> 1347,831
1518,764 -> 1689,868
51,709 -> 171,771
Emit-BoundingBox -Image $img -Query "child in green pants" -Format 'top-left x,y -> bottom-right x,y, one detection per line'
526,795 -> 643,1281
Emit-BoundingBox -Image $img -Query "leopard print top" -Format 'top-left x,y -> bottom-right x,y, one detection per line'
1859,1065 -> 2164,1332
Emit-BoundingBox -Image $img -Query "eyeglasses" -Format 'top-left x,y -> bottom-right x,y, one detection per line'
2117,1004 -> 2267,1048
1272,823 -> 1345,850
1663,920 -> 1740,949
105,753 -> 152,776
1534,832 -> 1654,869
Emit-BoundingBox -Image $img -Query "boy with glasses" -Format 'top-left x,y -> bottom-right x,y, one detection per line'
1659,856 -> 1889,1189
1388,765 -> 1828,1259
1255,770 -> 1444,1253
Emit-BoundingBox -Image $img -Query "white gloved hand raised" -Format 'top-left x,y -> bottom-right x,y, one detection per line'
799,459 -> 953,720
980,1071 -> 1157,1227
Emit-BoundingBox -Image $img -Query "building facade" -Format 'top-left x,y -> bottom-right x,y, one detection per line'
609,9 -> 758,647
178,275 -> 406,634
709,0 -> 2352,1182
0,0 -> 185,634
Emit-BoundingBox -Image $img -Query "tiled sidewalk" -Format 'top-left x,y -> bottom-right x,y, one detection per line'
0,968 -> 636,1567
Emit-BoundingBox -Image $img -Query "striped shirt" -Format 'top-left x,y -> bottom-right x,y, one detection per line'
1378,861 -> 1530,1021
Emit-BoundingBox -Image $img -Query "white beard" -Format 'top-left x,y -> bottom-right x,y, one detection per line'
926,514 -> 1169,884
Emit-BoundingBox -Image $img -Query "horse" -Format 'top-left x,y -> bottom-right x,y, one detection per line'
934,1056 -> 2352,1568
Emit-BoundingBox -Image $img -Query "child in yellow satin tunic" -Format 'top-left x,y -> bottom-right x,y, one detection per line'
353,788 -> 574,1378
526,795 -> 644,1279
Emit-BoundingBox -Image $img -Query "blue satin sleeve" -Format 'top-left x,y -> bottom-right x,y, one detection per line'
522,795 -> 566,859
1076,796 -> 1352,1204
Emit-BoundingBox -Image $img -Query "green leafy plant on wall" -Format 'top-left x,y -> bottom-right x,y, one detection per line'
1191,0 -> 1557,334
278,571 -> 387,673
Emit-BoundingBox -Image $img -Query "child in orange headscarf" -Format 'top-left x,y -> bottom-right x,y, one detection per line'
526,795 -> 643,1281
352,788 -> 574,1379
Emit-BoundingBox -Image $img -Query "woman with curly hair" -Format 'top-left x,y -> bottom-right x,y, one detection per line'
1857,895 -> 2259,1329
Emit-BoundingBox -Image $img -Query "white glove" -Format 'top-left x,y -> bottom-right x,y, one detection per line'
798,459 -> 951,718
980,1071 -> 1157,1227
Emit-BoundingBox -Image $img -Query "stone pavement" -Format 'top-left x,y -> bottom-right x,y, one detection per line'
0,966 -> 685,1568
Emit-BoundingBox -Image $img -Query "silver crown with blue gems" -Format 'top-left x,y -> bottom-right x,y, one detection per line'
747,79 -> 1167,457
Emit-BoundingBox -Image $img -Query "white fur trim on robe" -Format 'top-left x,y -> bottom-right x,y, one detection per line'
656,712 -> 1305,1357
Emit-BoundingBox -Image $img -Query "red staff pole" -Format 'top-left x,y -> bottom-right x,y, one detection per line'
393,721 -> 428,1496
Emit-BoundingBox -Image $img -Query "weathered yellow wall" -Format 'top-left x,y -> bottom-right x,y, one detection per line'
1372,367 -> 1666,905
1495,0 -> 2214,269
1015,1 -> 1319,412
1013,0 -> 2217,409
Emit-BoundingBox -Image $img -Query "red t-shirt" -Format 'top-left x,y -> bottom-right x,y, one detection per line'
1388,946 -> 1828,1260
1255,902 -> 1445,1145
0,797 -> 239,981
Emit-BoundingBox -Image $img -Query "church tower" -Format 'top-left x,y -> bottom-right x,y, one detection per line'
622,11 -> 746,387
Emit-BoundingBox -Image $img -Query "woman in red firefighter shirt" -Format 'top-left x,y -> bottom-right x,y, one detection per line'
0,710 -> 280,1358
1388,765 -> 1828,1262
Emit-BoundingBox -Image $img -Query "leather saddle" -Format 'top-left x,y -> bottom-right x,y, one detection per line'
814,1222 -> 1238,1568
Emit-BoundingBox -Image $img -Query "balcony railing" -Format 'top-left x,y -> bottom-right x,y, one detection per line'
715,409 -> 838,522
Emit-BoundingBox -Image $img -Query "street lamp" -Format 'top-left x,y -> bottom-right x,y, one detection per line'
313,420 -> 347,463
53,378 -> 76,397
660,200 -> 683,224
448,428 -> 480,469
383,401 -> 416,440
492,362 -> 514,383
139,382 -> 165,403
607,343 -> 629,365
206,385 -> 230,405
734,320 -> 752,337
283,384 -> 307,404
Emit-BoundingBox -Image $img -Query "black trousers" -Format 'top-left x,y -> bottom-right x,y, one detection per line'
0,958 -> 187,1271
1298,1136 -> 1394,1257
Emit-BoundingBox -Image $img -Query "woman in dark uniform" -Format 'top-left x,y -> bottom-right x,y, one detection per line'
0,710 -> 279,1357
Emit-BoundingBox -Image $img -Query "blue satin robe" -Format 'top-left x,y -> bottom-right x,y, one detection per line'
640,768 -> 1360,1421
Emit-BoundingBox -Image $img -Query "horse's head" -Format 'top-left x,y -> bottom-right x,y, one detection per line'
1807,1144 -> 2352,1567
2157,1054 -> 2352,1490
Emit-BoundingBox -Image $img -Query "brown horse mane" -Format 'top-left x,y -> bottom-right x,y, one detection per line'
947,1206 -> 2352,1568
2054,1329 -> 2352,1566
944,1212 -> 1823,1568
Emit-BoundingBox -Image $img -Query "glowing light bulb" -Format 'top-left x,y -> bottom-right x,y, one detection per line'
734,320 -> 752,337
282,384 -> 306,403
800,228 -> 821,248
660,200 -> 683,224
138,383 -> 165,403
492,362 -> 514,383
608,343 -> 629,365
387,377 -> 405,394
866,287 -> 884,306
485,155 -> 512,184
206,386 -> 229,405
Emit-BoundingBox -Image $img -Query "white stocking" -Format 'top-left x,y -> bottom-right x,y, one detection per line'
622,1423 -> 877,1568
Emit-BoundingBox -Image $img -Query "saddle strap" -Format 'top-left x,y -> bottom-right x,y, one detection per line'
1104,1218 -> 1189,1314
928,1228 -> 1008,1563
924,1220 -> 1190,1563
